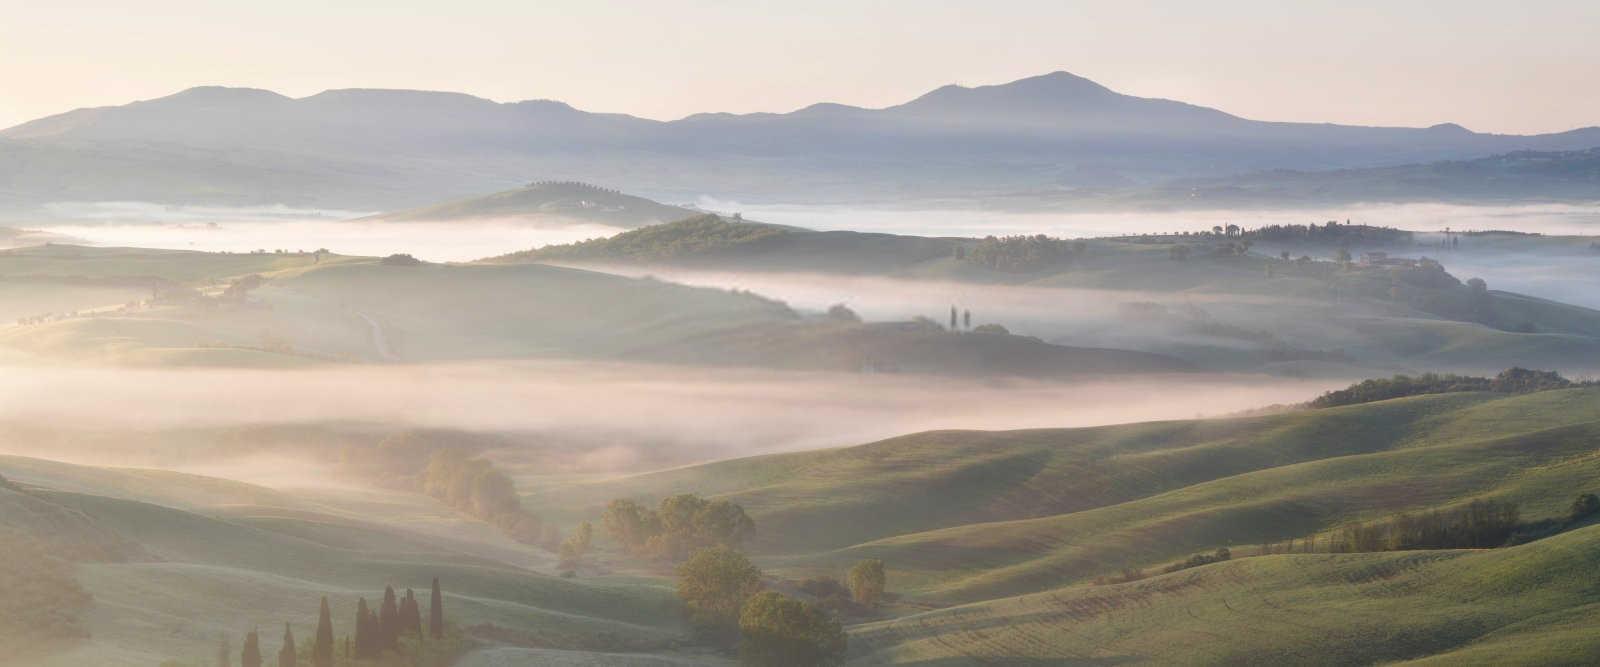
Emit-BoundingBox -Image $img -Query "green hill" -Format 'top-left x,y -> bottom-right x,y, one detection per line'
850,522 -> 1600,664
534,387 -> 1600,604
363,181 -> 698,228
498,218 -> 1600,375
0,456 -> 698,666
0,248 -> 1189,376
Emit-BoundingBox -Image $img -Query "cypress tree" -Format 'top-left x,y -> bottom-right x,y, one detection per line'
379,585 -> 400,649
312,597 -> 334,667
241,630 -> 262,667
277,623 -> 296,667
429,577 -> 444,639
354,597 -> 373,659
401,588 -> 424,638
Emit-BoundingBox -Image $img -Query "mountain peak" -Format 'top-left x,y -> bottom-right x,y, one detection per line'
161,86 -> 290,105
894,70 -> 1121,113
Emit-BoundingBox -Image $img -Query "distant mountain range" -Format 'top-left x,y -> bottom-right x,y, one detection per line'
990,148 -> 1600,211
2,71 -> 1597,214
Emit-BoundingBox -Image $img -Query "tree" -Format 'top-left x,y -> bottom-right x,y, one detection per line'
379,585 -> 400,649
313,597 -> 334,667
825,304 -> 861,323
603,498 -> 657,555
738,591 -> 847,667
429,577 -> 444,640
559,521 -> 595,571
241,630 -> 261,667
277,624 -> 296,667
949,305 -> 957,330
353,598 -> 375,659
1571,494 -> 1600,523
677,545 -> 763,642
1336,247 -> 1352,264
963,309 -> 971,330
846,559 -> 887,607
400,589 -> 423,639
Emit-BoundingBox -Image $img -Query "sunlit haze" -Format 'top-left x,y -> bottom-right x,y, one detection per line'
2,0 -> 1598,133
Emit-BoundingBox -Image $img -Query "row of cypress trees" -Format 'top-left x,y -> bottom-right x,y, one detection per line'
223,577 -> 446,667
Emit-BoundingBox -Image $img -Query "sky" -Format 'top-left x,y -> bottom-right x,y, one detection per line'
2,0 -> 1597,134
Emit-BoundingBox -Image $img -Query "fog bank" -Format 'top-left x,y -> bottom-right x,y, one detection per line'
0,361 -> 1343,469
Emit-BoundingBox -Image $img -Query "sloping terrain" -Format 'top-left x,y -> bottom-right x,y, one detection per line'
0,245 -> 1189,377
506,218 -> 1600,375
535,387 -> 1600,602
364,181 -> 697,227
849,524 -> 1600,665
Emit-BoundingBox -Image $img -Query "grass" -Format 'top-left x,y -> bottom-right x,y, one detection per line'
530,387 -> 1600,610
849,523 -> 1600,665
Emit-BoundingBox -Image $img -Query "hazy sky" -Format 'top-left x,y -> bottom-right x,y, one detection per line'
2,1 -> 1596,134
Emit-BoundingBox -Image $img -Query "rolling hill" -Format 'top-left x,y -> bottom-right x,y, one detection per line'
5,72 -> 1599,211
0,244 -> 1189,377
500,217 -> 1600,376
520,384 -> 1600,663
0,456 -> 706,666
362,181 -> 698,227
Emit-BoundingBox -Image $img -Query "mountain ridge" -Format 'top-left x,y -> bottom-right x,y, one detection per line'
4,70 -> 1597,211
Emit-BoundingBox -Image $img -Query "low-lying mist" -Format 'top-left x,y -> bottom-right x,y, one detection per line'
29,219 -> 624,263
712,200 -> 1600,238
0,360 -> 1344,483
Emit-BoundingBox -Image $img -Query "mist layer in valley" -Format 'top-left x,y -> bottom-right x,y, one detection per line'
0,361 -> 1341,477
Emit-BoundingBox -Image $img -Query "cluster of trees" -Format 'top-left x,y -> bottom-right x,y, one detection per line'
421,449 -> 545,544
675,546 -> 854,666
602,494 -> 755,562
1308,368 -> 1575,408
1331,500 -> 1521,552
379,253 -> 423,266
202,579 -> 451,667
1162,547 -> 1232,574
961,234 -> 1085,272
517,214 -> 786,261
796,559 -> 888,616
1243,221 -> 1412,245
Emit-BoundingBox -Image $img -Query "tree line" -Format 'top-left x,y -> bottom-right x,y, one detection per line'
176,577 -> 457,667
1308,368 -> 1577,408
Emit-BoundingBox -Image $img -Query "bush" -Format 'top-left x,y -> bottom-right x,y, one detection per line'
738,591 -> 847,667
1570,494 -> 1600,523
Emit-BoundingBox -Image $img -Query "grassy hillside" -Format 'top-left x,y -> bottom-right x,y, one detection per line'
534,387 -> 1600,603
364,181 -> 697,227
0,247 -> 1189,376
0,456 -> 701,666
499,218 -> 1600,375
850,523 -> 1600,665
